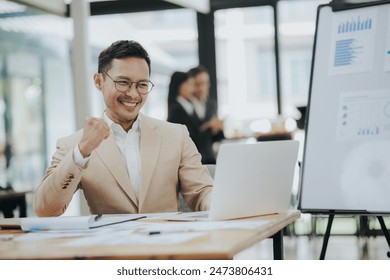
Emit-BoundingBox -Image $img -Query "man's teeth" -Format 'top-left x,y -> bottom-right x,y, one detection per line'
122,101 -> 137,107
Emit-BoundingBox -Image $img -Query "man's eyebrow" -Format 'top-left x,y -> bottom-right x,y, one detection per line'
115,75 -> 149,82
114,75 -> 131,80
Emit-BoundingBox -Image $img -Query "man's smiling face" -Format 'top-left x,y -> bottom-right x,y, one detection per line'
99,57 -> 150,131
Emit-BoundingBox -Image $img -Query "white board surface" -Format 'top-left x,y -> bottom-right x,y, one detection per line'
299,3 -> 390,213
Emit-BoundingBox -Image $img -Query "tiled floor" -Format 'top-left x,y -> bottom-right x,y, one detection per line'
234,235 -> 390,260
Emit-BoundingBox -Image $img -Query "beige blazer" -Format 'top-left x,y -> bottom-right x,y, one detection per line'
34,113 -> 213,216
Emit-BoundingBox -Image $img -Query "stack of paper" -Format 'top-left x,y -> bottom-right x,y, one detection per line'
20,214 -> 146,231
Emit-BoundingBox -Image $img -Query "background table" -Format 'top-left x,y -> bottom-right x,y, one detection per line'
0,191 -> 28,218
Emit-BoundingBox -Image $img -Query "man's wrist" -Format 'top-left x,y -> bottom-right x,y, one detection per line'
78,143 -> 91,158
73,145 -> 90,168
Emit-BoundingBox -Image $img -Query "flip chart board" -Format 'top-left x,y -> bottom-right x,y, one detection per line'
299,1 -> 390,214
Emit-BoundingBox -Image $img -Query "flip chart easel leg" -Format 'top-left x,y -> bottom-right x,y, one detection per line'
319,214 -> 334,260
376,216 -> 390,258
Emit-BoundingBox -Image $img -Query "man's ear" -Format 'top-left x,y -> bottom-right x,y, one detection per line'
94,73 -> 103,91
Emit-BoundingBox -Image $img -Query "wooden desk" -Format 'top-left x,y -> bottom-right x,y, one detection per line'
0,210 -> 300,260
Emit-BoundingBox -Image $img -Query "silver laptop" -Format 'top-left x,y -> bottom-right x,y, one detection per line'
207,140 -> 299,220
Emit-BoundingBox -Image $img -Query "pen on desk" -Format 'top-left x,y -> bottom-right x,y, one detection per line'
148,229 -> 192,235
94,214 -> 102,222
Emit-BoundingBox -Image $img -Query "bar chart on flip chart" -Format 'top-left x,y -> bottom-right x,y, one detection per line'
336,89 -> 390,141
329,9 -> 376,75
337,16 -> 372,33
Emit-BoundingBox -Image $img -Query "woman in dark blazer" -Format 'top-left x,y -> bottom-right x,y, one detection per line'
167,71 -> 202,152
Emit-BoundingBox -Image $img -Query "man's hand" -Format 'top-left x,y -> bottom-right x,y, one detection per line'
78,117 -> 110,158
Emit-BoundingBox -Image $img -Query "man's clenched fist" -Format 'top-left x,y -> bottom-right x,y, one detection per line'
78,117 -> 110,158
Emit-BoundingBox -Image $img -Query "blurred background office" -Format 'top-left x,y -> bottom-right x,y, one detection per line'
0,0 -> 388,259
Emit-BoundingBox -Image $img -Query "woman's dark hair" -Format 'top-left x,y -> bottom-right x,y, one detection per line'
167,71 -> 191,107
98,40 -> 151,74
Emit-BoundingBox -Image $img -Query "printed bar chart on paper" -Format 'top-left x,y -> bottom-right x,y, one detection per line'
329,9 -> 376,75
337,16 -> 372,33
334,39 -> 362,67
337,89 -> 390,141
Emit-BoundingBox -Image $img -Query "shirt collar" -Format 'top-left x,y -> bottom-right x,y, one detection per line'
103,112 -> 141,134
176,96 -> 194,115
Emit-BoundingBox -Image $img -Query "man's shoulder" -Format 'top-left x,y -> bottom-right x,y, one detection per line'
57,129 -> 84,147
142,114 -> 191,140
142,114 -> 183,130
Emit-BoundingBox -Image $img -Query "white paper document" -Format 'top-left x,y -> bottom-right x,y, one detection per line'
60,219 -> 268,247
12,212 -> 270,247
329,7 -> 377,75
385,7 -> 390,72
336,89 -> 390,141
20,214 -> 146,231
165,211 -> 210,221
14,228 -> 116,241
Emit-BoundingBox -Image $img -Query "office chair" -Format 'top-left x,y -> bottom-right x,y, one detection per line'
178,164 -> 215,212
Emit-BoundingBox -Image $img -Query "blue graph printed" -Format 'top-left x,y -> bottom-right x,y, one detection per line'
338,16 -> 372,33
334,39 -> 358,67
357,127 -> 380,136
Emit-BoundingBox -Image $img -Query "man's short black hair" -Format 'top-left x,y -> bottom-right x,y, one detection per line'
98,40 -> 151,74
188,64 -> 209,78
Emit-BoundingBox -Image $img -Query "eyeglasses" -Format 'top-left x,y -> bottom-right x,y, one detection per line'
103,71 -> 154,95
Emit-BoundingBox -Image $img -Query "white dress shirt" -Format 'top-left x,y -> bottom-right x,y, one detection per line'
176,96 -> 195,115
191,97 -> 206,120
73,113 -> 141,199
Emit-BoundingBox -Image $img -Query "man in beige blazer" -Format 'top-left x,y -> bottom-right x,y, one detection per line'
34,40 -> 212,216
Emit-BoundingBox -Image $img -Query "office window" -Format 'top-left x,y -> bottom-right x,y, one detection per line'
215,7 -> 276,137
255,49 -> 276,100
0,0 -> 75,215
89,9 -> 198,121
7,57 -> 45,192
278,0 -> 328,117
